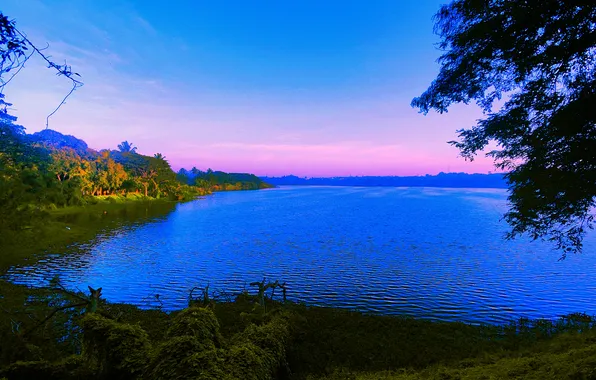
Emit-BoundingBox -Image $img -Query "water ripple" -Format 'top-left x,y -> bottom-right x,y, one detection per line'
5,186 -> 596,325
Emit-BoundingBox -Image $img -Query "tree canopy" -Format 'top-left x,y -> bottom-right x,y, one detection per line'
1,11 -> 82,129
412,0 -> 596,257
117,140 -> 137,153
0,13 -> 27,79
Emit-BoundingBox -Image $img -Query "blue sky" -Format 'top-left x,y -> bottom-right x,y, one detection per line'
1,0 -> 495,176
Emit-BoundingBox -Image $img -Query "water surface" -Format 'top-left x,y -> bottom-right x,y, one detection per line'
7,186 -> 596,324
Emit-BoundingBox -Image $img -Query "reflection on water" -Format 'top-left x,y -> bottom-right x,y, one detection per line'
6,187 -> 596,324
54,200 -> 179,226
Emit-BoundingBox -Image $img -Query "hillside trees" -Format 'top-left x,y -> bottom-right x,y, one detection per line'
91,151 -> 128,195
117,141 -> 137,154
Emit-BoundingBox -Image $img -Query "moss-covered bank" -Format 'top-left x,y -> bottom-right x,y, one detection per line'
1,279 -> 596,380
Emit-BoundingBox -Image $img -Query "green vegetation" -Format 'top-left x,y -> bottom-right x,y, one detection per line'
0,199 -> 179,270
178,167 -> 274,191
2,279 -> 596,380
0,103 -> 201,241
0,97 -> 271,266
413,0 -> 596,255
3,4 -> 596,379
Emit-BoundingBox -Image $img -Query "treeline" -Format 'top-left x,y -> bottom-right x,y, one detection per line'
1,115 -> 199,211
0,94 -> 270,230
177,167 -> 274,191
261,172 -> 508,189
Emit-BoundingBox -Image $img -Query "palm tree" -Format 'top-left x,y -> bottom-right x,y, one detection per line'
118,141 -> 137,153
154,153 -> 166,161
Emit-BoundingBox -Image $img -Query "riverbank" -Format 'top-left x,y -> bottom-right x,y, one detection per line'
0,194 -> 184,270
1,277 -> 595,379
2,193 -> 596,379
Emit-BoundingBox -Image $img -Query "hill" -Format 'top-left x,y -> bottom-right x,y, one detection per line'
29,129 -> 90,156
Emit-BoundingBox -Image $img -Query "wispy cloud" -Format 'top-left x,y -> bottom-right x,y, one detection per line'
0,0 -> 497,176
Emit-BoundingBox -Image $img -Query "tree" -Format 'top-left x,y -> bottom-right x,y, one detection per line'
190,167 -> 202,177
154,153 -> 166,161
48,148 -> 86,182
1,12 -> 82,128
115,153 -> 155,197
0,13 -> 28,81
0,11 -> 86,226
176,168 -> 190,184
92,151 -> 127,195
412,0 -> 596,257
117,141 -> 137,154
0,94 -> 25,159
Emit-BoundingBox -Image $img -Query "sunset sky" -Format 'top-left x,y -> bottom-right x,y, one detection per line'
1,0 -> 497,176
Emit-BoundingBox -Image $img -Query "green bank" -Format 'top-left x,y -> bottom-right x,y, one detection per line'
2,185 -> 596,380
2,274 -> 596,380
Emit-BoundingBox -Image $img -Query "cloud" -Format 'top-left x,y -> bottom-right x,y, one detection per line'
208,141 -> 413,158
0,0 -> 498,177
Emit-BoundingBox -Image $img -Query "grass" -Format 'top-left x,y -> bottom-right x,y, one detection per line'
309,328 -> 596,379
2,281 -> 596,379
0,195 -> 179,270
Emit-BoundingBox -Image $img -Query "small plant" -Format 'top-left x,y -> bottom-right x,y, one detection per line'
249,278 -> 286,308
188,283 -> 213,308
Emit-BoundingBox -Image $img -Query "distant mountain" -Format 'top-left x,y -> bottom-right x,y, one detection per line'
29,129 -> 91,156
260,173 -> 508,189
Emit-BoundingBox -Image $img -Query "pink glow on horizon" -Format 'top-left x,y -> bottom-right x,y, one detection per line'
1,0 -> 502,177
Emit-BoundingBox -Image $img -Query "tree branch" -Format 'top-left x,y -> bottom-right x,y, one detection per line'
22,301 -> 88,338
11,27 -> 83,129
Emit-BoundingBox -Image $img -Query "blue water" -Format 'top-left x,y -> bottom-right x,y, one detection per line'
7,186 -> 596,324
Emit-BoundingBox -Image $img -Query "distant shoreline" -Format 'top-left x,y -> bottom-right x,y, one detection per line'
260,172 -> 508,189
268,184 -> 508,190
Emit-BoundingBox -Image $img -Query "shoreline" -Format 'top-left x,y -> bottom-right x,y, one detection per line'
1,277 -> 595,380
2,192 -> 596,378
0,194 -> 186,271
0,186 -> 270,271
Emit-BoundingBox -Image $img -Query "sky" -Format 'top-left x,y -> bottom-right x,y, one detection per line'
0,0 -> 497,176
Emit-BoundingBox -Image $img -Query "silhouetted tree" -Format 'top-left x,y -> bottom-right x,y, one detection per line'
412,0 -> 596,256
1,12 -> 82,128
0,13 -> 28,81
117,141 -> 137,154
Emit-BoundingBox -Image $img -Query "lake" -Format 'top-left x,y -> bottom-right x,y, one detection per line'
6,186 -> 596,324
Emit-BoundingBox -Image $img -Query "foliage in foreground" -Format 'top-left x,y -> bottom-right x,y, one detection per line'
311,330 -> 596,379
0,284 -> 291,380
2,280 -> 596,380
413,0 -> 596,255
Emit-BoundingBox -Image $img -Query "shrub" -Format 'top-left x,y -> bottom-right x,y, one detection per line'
81,314 -> 150,380
229,315 -> 291,379
0,355 -> 90,380
145,336 -> 222,380
167,307 -> 223,346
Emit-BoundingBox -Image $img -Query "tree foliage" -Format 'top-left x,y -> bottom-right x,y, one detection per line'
117,141 -> 137,154
177,167 -> 273,191
412,0 -> 596,256
1,11 -> 82,129
0,12 -> 27,80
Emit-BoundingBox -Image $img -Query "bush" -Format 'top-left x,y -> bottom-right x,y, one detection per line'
223,343 -> 270,380
167,307 -> 223,346
81,314 -> 151,380
229,315 -> 291,379
0,355 -> 90,380
146,336 -> 222,380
